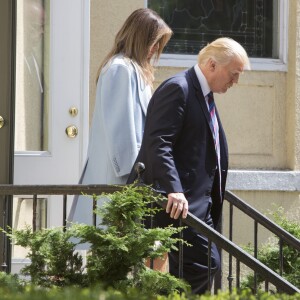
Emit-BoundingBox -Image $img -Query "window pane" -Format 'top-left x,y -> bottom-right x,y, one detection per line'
148,0 -> 278,58
15,0 -> 49,151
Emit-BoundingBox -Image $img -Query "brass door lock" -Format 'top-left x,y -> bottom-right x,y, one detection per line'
0,116 -> 5,129
65,125 -> 78,138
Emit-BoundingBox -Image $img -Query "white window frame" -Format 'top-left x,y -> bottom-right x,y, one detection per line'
146,0 -> 288,72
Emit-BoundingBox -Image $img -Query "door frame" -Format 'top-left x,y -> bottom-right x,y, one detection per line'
0,0 -> 16,272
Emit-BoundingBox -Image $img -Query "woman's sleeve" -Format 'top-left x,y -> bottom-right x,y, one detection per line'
100,63 -> 139,177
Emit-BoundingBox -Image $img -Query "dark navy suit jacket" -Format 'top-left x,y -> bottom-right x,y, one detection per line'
127,67 -> 228,228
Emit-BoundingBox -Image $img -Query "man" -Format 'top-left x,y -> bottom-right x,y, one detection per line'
127,37 -> 250,294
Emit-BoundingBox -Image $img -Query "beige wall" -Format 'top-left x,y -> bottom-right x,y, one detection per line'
154,67 -> 288,170
89,2 -> 300,246
90,0 -> 144,122
90,1 -> 300,171
217,71 -> 287,170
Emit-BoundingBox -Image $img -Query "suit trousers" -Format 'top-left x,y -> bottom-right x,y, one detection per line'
168,214 -> 220,294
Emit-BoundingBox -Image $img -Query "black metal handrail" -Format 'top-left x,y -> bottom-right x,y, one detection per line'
225,190 -> 300,251
224,190 -> 300,292
0,184 -> 122,195
184,210 -> 300,295
0,184 -> 299,295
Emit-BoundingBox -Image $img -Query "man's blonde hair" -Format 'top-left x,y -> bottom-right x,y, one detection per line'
198,37 -> 250,70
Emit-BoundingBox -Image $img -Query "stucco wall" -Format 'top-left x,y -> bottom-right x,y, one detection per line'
90,0 -> 297,171
89,0 -> 144,122
89,0 -> 300,242
154,67 -> 288,170
88,0 -> 300,282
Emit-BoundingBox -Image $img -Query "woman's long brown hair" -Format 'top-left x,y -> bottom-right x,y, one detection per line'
96,8 -> 172,87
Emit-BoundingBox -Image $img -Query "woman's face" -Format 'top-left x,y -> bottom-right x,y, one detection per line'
147,42 -> 160,60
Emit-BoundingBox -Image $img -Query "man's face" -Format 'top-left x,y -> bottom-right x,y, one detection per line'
209,58 -> 244,94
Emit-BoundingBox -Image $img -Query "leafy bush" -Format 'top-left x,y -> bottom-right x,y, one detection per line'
242,207 -> 300,290
5,226 -> 85,287
71,184 -> 189,294
0,271 -> 24,294
1,197 -> 300,298
0,282 -> 299,300
2,184 -> 189,296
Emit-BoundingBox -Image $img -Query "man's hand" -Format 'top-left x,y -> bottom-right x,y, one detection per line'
166,192 -> 188,219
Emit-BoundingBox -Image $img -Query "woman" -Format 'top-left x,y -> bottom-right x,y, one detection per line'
68,8 -> 172,225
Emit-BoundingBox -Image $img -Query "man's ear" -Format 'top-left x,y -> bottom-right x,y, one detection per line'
208,58 -> 216,72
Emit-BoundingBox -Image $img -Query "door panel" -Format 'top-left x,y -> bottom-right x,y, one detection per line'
11,0 -> 89,270
14,0 -> 89,186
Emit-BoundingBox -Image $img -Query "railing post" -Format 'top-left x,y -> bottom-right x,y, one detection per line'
63,194 -> 67,230
92,195 -> 97,227
265,280 -> 269,292
32,194 -> 37,232
214,214 -> 223,293
227,203 -> 234,292
207,240 -> 212,292
279,238 -> 284,276
236,259 -> 240,289
178,219 -> 184,279
254,220 -> 258,293
0,196 -> 10,273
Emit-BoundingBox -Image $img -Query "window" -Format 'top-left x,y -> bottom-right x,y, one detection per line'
147,0 -> 287,71
15,0 -> 49,151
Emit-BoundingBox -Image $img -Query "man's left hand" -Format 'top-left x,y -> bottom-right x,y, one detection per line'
166,192 -> 189,219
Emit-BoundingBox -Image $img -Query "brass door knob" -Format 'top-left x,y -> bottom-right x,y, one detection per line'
0,116 -> 5,129
65,125 -> 78,138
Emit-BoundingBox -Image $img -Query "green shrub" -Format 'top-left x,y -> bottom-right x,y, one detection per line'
3,189 -> 300,299
5,226 -> 85,287
0,282 -> 299,300
0,271 -> 24,294
2,184 -> 189,296
242,207 -> 300,290
71,184 -> 189,294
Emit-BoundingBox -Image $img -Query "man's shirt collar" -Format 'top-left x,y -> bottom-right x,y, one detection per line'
194,64 -> 211,98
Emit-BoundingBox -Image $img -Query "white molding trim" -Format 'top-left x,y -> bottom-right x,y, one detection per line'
148,0 -> 288,72
279,0 -> 289,66
227,170 -> 300,192
158,55 -> 288,72
80,0 -> 90,170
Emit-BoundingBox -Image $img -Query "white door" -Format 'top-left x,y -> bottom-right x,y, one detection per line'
13,0 -> 89,237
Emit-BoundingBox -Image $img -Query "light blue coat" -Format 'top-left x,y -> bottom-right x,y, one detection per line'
68,55 -> 151,225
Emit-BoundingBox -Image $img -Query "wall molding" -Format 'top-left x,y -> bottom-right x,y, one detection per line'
227,170 -> 300,191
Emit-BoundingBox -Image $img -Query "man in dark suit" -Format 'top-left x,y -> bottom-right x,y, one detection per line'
127,37 -> 250,294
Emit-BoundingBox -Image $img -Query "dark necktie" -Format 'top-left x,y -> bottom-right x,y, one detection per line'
207,92 -> 222,200
207,92 -> 220,158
